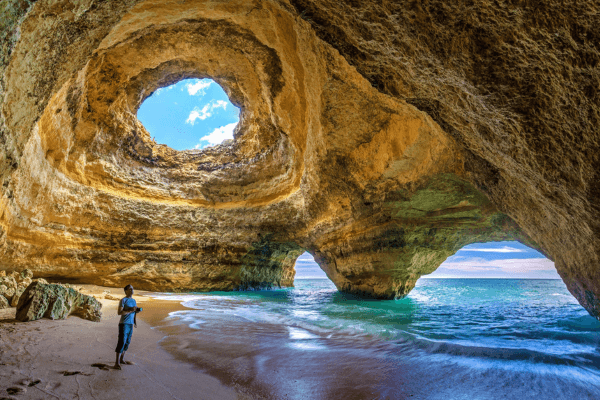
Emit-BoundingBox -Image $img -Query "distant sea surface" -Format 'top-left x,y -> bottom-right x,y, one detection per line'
152,279 -> 600,399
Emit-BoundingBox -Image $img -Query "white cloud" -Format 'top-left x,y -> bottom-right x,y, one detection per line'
195,122 -> 237,148
439,257 -> 555,273
154,85 -> 176,96
185,100 -> 229,125
458,246 -> 524,253
186,80 -> 212,96
186,104 -> 212,125
213,100 -> 227,110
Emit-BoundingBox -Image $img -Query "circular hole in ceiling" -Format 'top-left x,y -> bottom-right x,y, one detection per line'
137,78 -> 240,151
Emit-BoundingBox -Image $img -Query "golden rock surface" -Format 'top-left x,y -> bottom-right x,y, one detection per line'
0,1 -> 598,316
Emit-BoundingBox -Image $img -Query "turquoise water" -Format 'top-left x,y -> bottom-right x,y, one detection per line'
154,279 -> 600,399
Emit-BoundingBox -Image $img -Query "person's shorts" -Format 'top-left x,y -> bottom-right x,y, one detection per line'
115,323 -> 133,353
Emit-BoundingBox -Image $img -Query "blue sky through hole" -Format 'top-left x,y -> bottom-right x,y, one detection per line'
137,78 -> 239,150
294,241 -> 559,281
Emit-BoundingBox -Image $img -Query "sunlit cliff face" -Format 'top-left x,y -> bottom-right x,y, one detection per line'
1,1 -> 599,318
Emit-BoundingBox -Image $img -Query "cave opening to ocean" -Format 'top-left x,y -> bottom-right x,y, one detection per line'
422,240 -> 559,280
137,78 -> 240,151
294,252 -> 329,283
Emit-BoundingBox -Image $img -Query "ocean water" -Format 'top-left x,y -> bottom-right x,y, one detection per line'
152,279 -> 600,399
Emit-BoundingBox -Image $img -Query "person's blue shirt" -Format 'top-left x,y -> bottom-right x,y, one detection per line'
119,297 -> 137,325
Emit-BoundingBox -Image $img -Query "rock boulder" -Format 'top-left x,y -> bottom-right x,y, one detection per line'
0,294 -> 9,309
16,282 -> 102,322
0,276 -> 18,307
10,287 -> 25,307
0,269 -> 42,308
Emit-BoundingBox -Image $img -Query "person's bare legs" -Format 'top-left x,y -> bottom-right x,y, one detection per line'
114,352 -> 122,370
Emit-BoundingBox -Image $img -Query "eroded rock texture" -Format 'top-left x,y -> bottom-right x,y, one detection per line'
0,1 -> 598,316
0,268 -> 36,307
16,281 -> 102,322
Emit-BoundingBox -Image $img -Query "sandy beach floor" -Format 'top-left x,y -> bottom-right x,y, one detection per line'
0,285 -> 245,400
4,282 -> 595,400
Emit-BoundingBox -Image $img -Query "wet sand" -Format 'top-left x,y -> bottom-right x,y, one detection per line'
5,283 -> 592,400
91,290 -> 416,399
144,296 -> 417,400
0,285 -> 244,400
1,285 -> 519,400
139,288 -> 600,400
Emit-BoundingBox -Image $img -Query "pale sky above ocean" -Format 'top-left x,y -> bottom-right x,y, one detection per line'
137,80 -> 557,280
294,241 -> 559,280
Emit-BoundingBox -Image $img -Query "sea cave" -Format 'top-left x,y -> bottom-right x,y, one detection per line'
0,0 -> 598,317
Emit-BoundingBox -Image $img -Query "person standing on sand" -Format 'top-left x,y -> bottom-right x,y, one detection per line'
114,284 -> 138,370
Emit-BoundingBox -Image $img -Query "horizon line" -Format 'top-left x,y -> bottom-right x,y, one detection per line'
295,277 -> 563,280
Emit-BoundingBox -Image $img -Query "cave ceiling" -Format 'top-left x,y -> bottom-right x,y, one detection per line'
1,0 -> 599,317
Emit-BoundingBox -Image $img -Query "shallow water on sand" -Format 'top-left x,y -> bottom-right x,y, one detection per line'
152,279 -> 600,399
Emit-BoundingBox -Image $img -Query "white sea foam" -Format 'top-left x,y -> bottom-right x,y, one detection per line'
288,342 -> 326,351
288,327 -> 319,340
165,310 -> 207,329
291,309 -> 323,321
407,292 -> 431,303
149,279 -> 600,399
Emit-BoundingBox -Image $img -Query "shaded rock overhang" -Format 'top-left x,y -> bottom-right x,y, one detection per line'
0,1 -> 598,317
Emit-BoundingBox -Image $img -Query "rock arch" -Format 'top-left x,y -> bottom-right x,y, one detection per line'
1,0 -> 598,317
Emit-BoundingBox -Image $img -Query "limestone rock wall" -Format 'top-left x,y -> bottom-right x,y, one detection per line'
0,0 -> 598,317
